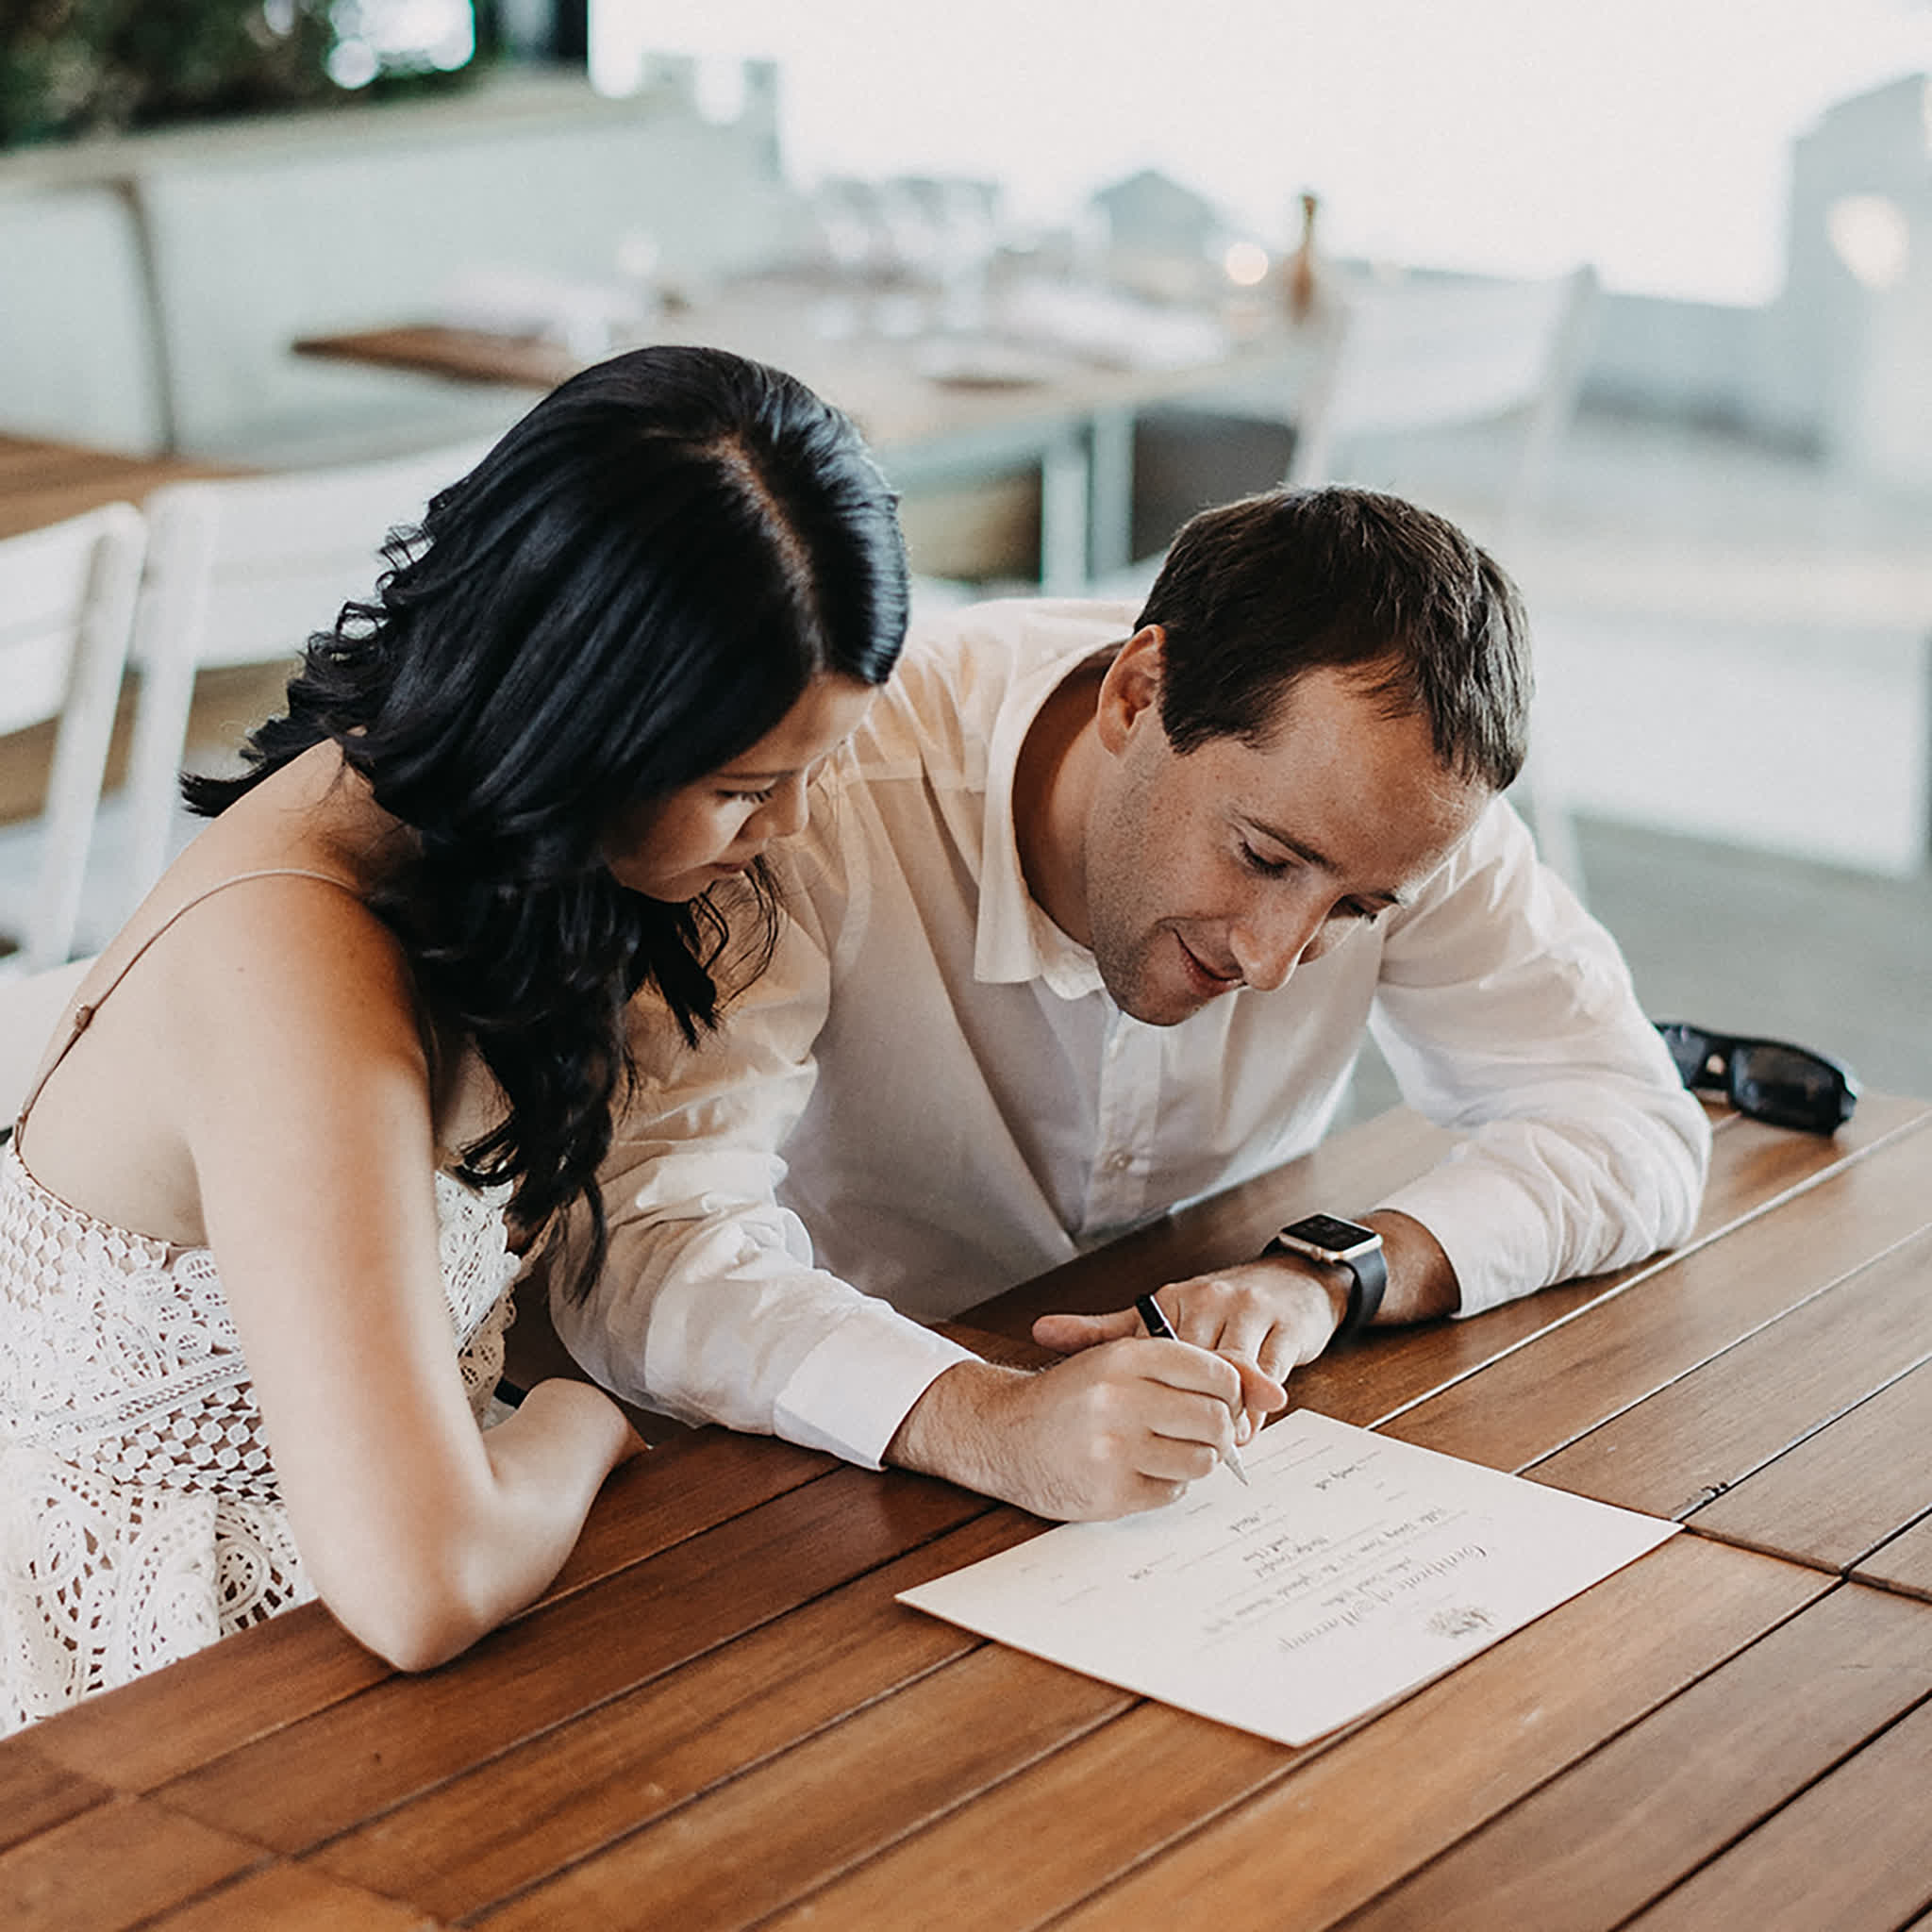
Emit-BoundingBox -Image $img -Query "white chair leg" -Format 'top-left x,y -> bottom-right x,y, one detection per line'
122,495 -> 218,920
121,641 -> 202,921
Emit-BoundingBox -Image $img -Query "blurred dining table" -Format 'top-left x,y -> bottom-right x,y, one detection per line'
295,270 -> 1322,594
0,434 -> 229,543
5,1086 -> 1931,1931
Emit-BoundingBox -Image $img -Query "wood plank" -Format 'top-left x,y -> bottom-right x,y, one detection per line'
139,1861 -> 440,1930
1528,1224 -> 1932,1523
22,1606 -> 392,1798
0,434 -> 113,478
530,1424 -> 833,1597
307,1508 -> 1041,1921
27,1425 -> 831,1794
758,1534 -> 1821,1932
1382,1113 -> 1932,1473
294,325 -> 571,392
0,1795 -> 263,1932
1333,1582 -> 1932,1932
155,1465 -> 989,1852
1686,1358 -> 1932,1572
1854,1513 -> 1932,1602
0,1741 -> 111,1856
1623,1691 -> 1932,1932
0,438 -> 231,541
754,1700 -> 1292,1932
467,1644 -> 1132,1932
1037,1538 -> 1824,1932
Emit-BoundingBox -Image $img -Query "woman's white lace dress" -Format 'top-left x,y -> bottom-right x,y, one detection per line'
0,1141 -> 517,1736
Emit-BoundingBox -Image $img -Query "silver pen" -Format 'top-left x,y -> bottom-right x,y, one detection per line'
1135,1292 -> 1250,1485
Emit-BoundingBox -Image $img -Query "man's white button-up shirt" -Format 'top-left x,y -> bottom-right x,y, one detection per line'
556,599 -> 1710,1470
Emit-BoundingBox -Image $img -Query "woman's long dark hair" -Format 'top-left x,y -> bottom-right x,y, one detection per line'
186,346 -> 908,1298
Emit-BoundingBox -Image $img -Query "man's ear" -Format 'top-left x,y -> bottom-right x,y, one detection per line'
1095,625 -> 1166,755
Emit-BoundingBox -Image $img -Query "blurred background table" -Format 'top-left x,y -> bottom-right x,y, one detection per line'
295,273 -> 1321,594
5,1089 -> 1930,1930
0,436 -> 226,543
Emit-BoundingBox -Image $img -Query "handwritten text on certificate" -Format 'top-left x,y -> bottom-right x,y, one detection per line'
898,1410 -> 1678,1745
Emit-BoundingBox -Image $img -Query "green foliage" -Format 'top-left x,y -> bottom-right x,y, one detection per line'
0,0 -> 475,148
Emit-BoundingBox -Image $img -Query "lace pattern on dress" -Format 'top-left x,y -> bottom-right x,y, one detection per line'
0,1143 -> 517,1734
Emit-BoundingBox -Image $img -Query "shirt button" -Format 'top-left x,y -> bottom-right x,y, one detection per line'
1108,1150 -> 1134,1173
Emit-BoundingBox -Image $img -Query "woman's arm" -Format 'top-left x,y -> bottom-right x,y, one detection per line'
164,878 -> 640,1671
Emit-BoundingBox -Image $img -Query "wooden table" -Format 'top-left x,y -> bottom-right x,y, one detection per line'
7,1091 -> 1932,1931
296,277 -> 1316,594
0,435 -> 229,544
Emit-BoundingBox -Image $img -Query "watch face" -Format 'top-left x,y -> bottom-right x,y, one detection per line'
1281,1212 -> 1377,1251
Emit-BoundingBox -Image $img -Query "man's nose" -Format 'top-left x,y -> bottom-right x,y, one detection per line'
1228,897 -> 1325,991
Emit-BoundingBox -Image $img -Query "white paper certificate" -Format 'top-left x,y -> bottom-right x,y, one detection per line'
897,1410 -> 1678,1745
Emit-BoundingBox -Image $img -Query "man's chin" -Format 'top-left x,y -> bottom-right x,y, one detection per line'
1101,971 -> 1217,1028
1094,934 -> 1234,1025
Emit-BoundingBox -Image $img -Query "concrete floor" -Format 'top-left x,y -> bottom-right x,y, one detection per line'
1585,813 -> 1932,1105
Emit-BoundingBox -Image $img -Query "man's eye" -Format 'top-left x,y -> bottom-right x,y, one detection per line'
1240,843 -> 1290,877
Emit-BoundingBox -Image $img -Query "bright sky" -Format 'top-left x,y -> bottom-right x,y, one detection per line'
591,0 -> 1931,306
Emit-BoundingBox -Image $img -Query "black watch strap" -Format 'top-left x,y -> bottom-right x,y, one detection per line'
1331,1241 -> 1387,1337
1262,1221 -> 1388,1338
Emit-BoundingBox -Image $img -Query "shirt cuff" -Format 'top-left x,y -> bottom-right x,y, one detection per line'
771,1300 -> 979,1469
1374,1155 -> 1552,1319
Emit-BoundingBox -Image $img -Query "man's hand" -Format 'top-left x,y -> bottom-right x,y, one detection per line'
1031,1210 -> 1461,1433
1033,1257 -> 1347,1400
884,1342 -> 1285,1522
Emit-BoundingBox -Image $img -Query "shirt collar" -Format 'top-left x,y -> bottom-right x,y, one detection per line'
974,639 -> 1122,1000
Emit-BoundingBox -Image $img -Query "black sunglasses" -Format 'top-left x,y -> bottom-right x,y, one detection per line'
1655,1023 -> 1859,1135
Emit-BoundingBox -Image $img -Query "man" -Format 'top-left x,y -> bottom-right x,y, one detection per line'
557,487 -> 1708,1520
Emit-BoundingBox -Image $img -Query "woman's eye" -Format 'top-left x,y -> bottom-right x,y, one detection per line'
1240,843 -> 1290,877
724,787 -> 775,806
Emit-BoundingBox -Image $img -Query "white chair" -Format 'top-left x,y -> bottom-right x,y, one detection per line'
1286,265 -> 1599,517
1263,265 -> 1599,893
121,440 -> 494,917
0,505 -> 146,974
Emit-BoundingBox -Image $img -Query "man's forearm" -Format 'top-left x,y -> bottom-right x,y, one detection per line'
1359,1208 -> 1460,1325
884,1357 -> 1045,1500
883,1341 -> 1274,1523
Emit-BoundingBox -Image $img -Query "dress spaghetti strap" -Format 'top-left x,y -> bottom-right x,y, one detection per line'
11,868 -> 363,1146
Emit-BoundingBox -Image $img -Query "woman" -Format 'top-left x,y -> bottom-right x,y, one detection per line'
0,344 -> 908,1731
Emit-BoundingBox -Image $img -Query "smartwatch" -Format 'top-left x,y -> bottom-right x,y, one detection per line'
1262,1212 -> 1387,1338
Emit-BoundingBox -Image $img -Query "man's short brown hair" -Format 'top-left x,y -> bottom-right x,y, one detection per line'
1138,486 -> 1532,791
